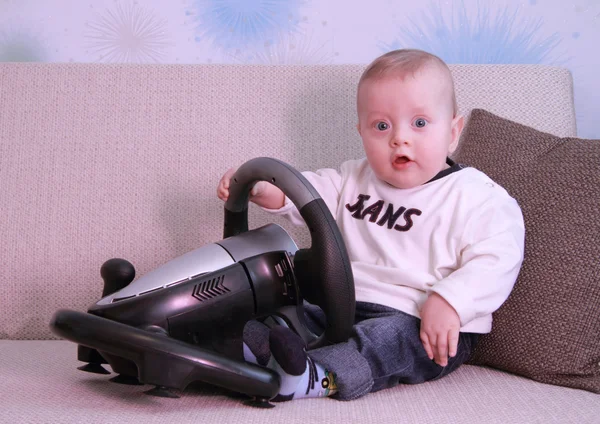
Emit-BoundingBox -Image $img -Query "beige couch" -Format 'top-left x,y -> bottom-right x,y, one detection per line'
0,63 -> 597,423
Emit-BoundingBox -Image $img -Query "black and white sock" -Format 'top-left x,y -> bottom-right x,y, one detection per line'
243,321 -> 337,401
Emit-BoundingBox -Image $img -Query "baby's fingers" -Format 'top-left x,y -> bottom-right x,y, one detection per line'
217,168 -> 238,201
436,335 -> 449,367
420,331 -> 434,361
250,181 -> 268,197
216,186 -> 228,201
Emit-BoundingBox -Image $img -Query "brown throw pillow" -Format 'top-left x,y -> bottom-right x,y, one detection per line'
453,109 -> 600,393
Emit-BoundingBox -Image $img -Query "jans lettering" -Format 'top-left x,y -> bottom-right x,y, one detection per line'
345,194 -> 422,232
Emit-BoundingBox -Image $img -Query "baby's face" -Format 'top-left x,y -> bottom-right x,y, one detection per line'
357,66 -> 463,189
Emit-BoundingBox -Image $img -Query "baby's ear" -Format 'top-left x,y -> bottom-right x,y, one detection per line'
448,115 -> 464,153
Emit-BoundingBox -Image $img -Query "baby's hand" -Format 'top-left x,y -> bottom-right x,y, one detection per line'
217,167 -> 237,202
419,292 -> 461,367
216,167 -> 268,202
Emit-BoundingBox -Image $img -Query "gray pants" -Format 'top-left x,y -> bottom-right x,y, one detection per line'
302,302 -> 479,400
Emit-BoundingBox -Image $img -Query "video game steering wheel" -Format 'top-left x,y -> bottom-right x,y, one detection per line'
50,157 -> 355,406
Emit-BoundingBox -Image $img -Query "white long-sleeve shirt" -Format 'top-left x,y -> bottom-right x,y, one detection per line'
267,158 -> 525,333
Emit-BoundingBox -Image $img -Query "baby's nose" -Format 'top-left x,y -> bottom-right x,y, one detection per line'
391,131 -> 409,146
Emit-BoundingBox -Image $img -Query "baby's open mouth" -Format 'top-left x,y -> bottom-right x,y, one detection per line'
394,156 -> 410,164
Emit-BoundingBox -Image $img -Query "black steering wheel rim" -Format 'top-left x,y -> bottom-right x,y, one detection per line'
223,157 -> 355,348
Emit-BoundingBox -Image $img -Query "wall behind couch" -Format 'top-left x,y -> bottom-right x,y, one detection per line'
1,0 -> 598,138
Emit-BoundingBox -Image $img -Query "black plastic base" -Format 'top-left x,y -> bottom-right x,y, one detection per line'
77,363 -> 111,375
51,309 -> 280,401
244,398 -> 276,408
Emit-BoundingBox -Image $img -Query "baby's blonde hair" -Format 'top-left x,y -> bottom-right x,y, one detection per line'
358,49 -> 458,117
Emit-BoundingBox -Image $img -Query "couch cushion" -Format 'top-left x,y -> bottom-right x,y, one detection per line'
0,64 -> 577,340
1,340 -> 598,423
454,109 -> 600,393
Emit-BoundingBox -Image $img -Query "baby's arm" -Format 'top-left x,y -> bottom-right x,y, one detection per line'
217,167 -> 285,209
218,164 -> 344,224
421,193 -> 525,366
419,293 -> 461,366
265,167 -> 343,225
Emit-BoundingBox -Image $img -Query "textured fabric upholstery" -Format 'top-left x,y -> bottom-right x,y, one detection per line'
0,63 -> 576,340
2,340 -> 598,423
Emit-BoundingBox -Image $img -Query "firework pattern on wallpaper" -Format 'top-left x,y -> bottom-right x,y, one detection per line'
380,0 -> 566,65
238,28 -> 333,64
85,1 -> 171,63
186,0 -> 306,52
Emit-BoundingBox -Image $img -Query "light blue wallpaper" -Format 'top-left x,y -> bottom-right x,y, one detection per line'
1,0 -> 598,138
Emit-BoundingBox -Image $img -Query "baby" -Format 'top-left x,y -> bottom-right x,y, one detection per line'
217,49 -> 525,401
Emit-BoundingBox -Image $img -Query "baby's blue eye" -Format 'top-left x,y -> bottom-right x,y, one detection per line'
414,118 -> 428,128
376,122 -> 389,131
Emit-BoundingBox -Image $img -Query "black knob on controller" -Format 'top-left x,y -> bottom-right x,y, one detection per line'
100,258 -> 135,297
